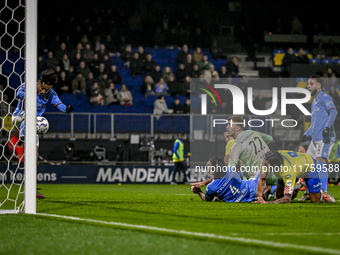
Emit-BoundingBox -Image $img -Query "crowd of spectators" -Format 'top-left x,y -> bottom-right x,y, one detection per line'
36,32 -> 241,115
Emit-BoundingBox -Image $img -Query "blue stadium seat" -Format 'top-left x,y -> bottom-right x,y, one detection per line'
321,59 -> 333,64
310,58 -> 320,64
146,95 -> 158,107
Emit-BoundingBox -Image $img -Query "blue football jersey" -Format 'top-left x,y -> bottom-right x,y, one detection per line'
307,91 -> 336,142
205,167 -> 259,202
13,82 -> 67,116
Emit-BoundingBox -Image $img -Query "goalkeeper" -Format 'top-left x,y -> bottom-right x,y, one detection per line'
12,69 -> 74,198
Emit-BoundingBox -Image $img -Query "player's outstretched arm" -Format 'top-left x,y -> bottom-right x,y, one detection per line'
190,178 -> 213,187
191,186 -> 206,201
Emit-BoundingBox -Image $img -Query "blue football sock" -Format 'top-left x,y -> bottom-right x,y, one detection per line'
271,185 -> 277,194
317,161 -> 328,192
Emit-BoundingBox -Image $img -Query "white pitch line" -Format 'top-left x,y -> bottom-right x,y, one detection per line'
36,213 -> 340,255
231,233 -> 340,236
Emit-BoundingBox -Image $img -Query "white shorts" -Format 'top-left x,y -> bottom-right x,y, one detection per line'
306,140 -> 334,160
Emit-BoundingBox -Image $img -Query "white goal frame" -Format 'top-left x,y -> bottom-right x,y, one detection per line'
24,0 -> 37,214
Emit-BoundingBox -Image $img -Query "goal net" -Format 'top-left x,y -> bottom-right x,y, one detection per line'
0,0 -> 37,213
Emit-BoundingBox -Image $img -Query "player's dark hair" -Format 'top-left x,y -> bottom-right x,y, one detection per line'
208,156 -> 225,167
264,151 -> 283,167
40,69 -> 58,86
227,116 -> 244,130
309,75 -> 324,87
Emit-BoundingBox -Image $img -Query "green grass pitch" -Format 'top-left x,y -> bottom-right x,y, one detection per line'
1,184 -> 340,255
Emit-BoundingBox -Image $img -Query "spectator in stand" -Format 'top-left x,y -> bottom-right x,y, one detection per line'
61,53 -> 71,71
253,93 -> 271,110
182,98 -> 191,114
313,40 -> 326,60
226,56 -> 239,77
167,75 -> 181,98
118,84 -> 133,106
184,54 -> 194,74
323,67 -> 338,87
55,42 -> 69,62
296,48 -> 310,64
130,52 -> 144,77
144,53 -> 157,75
105,34 -> 116,53
151,65 -> 163,85
89,53 -> 100,74
198,54 -> 212,71
73,52 -> 83,68
79,34 -> 90,48
108,65 -> 122,84
219,86 -> 233,114
210,39 -> 224,60
153,95 -> 173,117
85,72 -> 97,96
89,81 -> 104,106
176,63 -> 188,83
72,73 -> 86,95
191,64 -> 200,78
45,51 -> 59,70
76,61 -> 91,79
238,75 -> 249,94
96,43 -> 110,61
37,56 -> 46,74
141,75 -> 155,97
82,43 -> 95,63
137,46 -> 148,61
181,75 -> 191,97
290,15 -> 303,34
56,70 -> 71,95
172,98 -> 183,114
67,65 -> 76,81
282,48 -> 296,77
93,35 -> 101,51
163,66 -> 174,84
193,47 -> 203,64
104,82 -> 119,105
94,63 -> 107,80
155,78 -> 169,96
204,64 -> 219,84
326,39 -> 339,61
54,65 -> 62,77
71,43 -> 83,63
329,85 -> 340,105
177,44 -> 189,64
218,65 -> 228,78
102,54 -> 114,71
121,44 -> 133,66
98,72 -> 111,89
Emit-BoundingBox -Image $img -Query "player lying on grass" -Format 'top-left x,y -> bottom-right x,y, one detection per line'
191,157 -> 260,202
12,69 -> 74,199
254,150 -> 334,204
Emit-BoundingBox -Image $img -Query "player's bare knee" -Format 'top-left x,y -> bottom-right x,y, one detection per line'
310,193 -> 321,203
316,157 -> 327,163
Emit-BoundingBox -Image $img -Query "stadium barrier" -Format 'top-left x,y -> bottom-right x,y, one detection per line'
42,113 -> 275,141
0,165 -> 212,184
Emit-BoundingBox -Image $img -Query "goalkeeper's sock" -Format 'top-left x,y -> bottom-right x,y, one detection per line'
316,161 -> 328,192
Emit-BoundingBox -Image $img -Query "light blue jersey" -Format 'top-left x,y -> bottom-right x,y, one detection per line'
13,82 -> 68,136
13,82 -> 67,117
305,91 -> 337,143
205,167 -> 259,202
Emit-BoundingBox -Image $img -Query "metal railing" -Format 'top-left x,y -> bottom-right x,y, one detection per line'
43,112 -> 286,141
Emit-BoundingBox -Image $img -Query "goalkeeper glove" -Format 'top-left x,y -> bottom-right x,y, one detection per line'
322,127 -> 330,138
300,134 -> 308,142
66,104 -> 74,113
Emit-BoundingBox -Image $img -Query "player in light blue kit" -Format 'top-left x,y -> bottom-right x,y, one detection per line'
300,75 -> 337,202
191,157 -> 259,202
13,69 -> 74,139
12,69 -> 74,199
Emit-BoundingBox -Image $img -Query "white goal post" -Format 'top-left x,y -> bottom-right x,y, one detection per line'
0,0 -> 37,214
24,0 -> 38,214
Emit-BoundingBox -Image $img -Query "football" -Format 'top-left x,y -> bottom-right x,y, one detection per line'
36,116 -> 49,134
